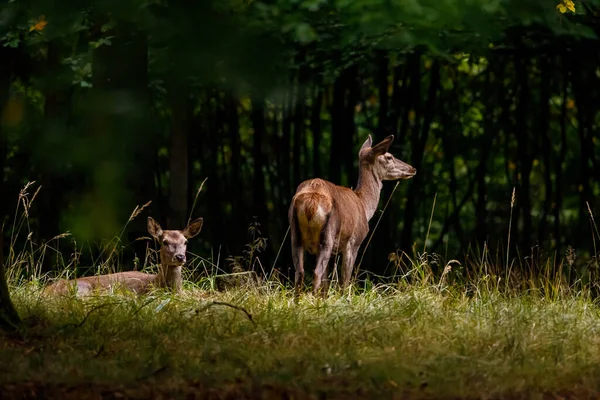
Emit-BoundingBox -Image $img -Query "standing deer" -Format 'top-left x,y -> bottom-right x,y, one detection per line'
288,134 -> 416,295
43,216 -> 203,296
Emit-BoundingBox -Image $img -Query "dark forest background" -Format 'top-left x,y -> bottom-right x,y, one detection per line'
1,0 -> 599,282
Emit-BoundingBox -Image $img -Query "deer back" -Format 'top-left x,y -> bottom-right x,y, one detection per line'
292,179 -> 370,253
43,271 -> 158,297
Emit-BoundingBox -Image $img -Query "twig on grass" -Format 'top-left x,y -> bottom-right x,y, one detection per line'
60,302 -> 116,330
196,301 -> 256,325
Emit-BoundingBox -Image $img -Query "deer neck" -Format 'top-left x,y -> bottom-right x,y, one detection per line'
354,166 -> 383,221
155,254 -> 183,292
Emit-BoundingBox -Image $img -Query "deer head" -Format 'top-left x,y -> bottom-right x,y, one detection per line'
147,217 -> 204,266
359,134 -> 416,180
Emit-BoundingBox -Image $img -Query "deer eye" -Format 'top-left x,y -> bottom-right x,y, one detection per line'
162,239 -> 168,246
184,240 -> 188,245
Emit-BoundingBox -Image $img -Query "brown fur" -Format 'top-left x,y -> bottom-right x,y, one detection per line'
289,135 -> 416,296
298,190 -> 331,222
42,216 -> 203,297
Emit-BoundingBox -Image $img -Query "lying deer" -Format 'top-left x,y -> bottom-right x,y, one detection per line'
43,216 -> 203,296
289,134 -> 416,295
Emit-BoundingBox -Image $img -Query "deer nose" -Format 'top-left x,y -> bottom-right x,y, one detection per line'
175,254 -> 186,263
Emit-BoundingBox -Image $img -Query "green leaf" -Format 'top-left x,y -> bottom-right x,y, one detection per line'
295,22 -> 317,44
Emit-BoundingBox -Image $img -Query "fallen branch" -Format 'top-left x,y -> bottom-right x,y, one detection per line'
196,301 -> 256,325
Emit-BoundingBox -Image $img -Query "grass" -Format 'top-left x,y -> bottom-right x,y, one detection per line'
3,279 -> 600,399
4,183 -> 600,399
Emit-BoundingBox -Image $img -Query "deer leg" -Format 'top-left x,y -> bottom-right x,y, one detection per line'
290,219 -> 305,296
293,248 -> 305,296
341,243 -> 359,290
313,230 -> 334,297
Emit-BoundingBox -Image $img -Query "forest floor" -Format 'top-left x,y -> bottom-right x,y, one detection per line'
3,281 -> 600,399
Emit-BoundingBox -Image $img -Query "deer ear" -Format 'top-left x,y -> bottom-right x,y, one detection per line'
147,217 -> 163,240
359,134 -> 373,154
370,135 -> 394,156
182,217 -> 203,239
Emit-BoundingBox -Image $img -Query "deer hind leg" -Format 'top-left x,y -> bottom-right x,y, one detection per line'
290,216 -> 305,297
341,243 -> 359,291
313,227 -> 334,297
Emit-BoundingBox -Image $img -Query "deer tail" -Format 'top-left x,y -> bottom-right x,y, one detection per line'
292,192 -> 332,227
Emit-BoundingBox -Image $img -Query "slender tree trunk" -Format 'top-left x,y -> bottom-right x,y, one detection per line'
344,64 -> 360,185
282,88 -> 292,195
373,57 -> 409,270
571,48 -> 595,239
397,58 -> 416,144
435,68 -> 467,250
387,62 -> 407,144
93,23 -> 156,265
251,98 -> 267,220
400,58 -> 439,253
226,91 -> 241,188
514,55 -> 533,253
33,39 -> 79,274
293,50 -> 308,187
39,41 -> 70,255
537,57 -> 553,246
475,67 -> 499,246
196,89 -> 227,255
372,52 -> 393,275
311,78 -> 323,177
0,46 -> 11,229
554,54 -> 569,248
250,96 -> 273,269
376,50 -> 390,133
0,232 -> 20,332
431,177 -> 476,253
226,90 -> 243,247
329,72 -> 345,184
168,80 -> 189,227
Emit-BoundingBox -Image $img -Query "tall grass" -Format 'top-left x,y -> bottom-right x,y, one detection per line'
5,279 -> 600,398
3,183 -> 600,398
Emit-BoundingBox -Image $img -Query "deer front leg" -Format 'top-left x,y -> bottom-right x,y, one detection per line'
341,242 -> 359,291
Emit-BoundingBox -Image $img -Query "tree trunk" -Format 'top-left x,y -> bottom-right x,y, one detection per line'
250,96 -> 273,270
329,72 -> 345,184
371,52 -> 393,275
38,40 -> 71,273
571,48 -> 595,244
293,50 -> 308,188
400,57 -> 439,253
92,23 -> 156,265
0,46 -> 11,230
225,90 -> 244,247
537,57 -> 553,246
282,88 -> 292,195
168,80 -> 189,228
311,78 -> 323,177
389,63 -> 408,137
554,54 -> 569,248
475,67 -> 499,246
376,50 -> 390,133
0,232 -> 20,332
514,55 -> 533,253
198,89 -> 227,255
344,64 -> 360,186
